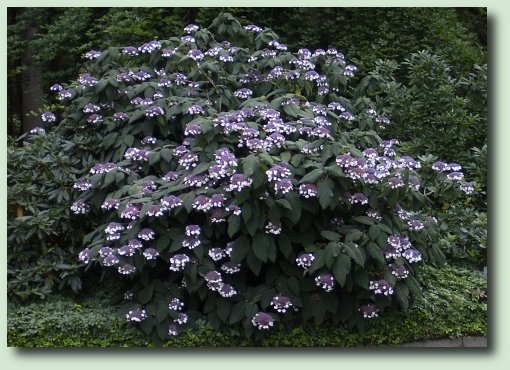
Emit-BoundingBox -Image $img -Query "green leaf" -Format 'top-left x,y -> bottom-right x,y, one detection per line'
160,148 -> 173,163
156,303 -> 168,323
366,241 -> 385,264
103,132 -> 118,149
216,299 -> 231,323
252,233 -> 270,263
332,254 -> 351,286
246,251 -> 262,275
344,229 -> 364,242
317,178 -> 334,209
324,164 -> 345,178
242,154 -> 260,177
276,199 -> 292,210
242,203 -> 252,223
343,242 -> 365,267
287,277 -> 300,296
278,235 -> 292,258
299,168 -> 324,184
321,231 -> 340,242
230,236 -> 250,263
368,225 -> 380,241
138,285 -> 154,305
229,302 -> 246,324
139,316 -> 154,336
228,215 -> 241,238
352,216 -> 375,226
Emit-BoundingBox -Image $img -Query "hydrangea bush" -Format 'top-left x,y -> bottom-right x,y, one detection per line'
41,13 -> 474,342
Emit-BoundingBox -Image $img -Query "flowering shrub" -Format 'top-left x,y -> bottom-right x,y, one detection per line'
48,13 -> 474,342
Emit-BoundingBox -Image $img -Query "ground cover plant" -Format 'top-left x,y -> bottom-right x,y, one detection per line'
22,13 -> 477,344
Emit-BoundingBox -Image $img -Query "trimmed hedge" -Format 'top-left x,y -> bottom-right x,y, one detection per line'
8,263 -> 487,347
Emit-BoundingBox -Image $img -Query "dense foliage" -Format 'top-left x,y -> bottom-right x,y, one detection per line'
7,8 -> 487,346
7,263 -> 487,347
26,13 -> 475,343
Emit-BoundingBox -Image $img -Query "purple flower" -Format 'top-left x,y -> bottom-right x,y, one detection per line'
41,112 -> 56,122
168,324 -> 179,336
118,263 -> 136,275
188,49 -> 204,61
118,244 -> 136,257
162,171 -> 179,182
349,192 -> 368,205
174,312 -> 188,325
112,112 -> 128,122
184,123 -> 202,136
121,204 -> 141,220
122,46 -> 138,56
359,303 -> 379,319
139,137 -> 156,146
192,195 -> 213,212
169,298 -> 184,311
274,178 -> 293,194
252,312 -> 275,330
447,172 -> 464,181
101,198 -> 120,211
315,274 -> 335,292
179,152 -> 199,169
78,248 -> 91,263
50,83 -> 63,92
138,228 -> 155,241
448,163 -> 462,171
71,200 -> 89,214
103,254 -> 120,267
221,262 -> 241,274
369,279 -> 394,296
399,156 -> 421,169
89,162 -> 117,175
73,179 -> 92,191
208,248 -> 225,261
432,161 -> 449,171
402,248 -> 422,263
266,164 -> 292,182
138,40 -> 161,53
296,253 -> 314,268
185,225 -> 201,237
244,24 -> 263,32
460,182 -> 475,195
234,88 -> 253,99
408,219 -> 424,231
126,309 -> 147,322
87,114 -> 103,123
85,50 -> 101,59
169,254 -> 191,271
145,105 -> 164,117
340,112 -> 355,121
58,89 -> 72,100
78,73 -> 98,87
105,222 -> 124,235
299,183 -> 318,198
182,237 -> 201,249
218,284 -> 237,298
187,105 -> 204,115
389,264 -> 409,279
285,70 -> 300,80
386,177 -> 404,189
265,222 -> 282,235
29,127 -> 45,135
143,248 -> 159,260
204,271 -> 222,283
184,24 -> 199,33
270,295 -> 293,313
161,195 -> 183,209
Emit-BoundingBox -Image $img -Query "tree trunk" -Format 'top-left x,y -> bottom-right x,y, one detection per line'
20,18 -> 44,133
